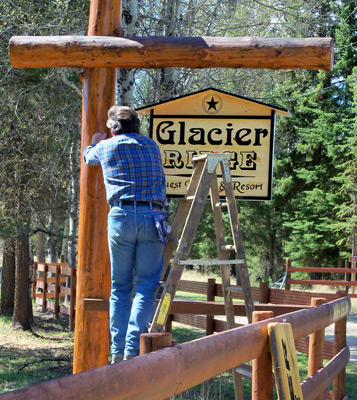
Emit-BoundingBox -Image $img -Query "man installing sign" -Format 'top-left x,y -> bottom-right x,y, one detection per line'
83,106 -> 167,363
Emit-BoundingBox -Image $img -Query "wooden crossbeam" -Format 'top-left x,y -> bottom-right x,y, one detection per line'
9,36 -> 333,71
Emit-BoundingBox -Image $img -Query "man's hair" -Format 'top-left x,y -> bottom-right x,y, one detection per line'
106,106 -> 141,135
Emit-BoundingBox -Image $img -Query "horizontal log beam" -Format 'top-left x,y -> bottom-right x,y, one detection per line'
301,347 -> 350,400
9,36 -> 333,71
169,300 -> 309,316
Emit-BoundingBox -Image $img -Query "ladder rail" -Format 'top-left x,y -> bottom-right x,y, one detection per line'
160,158 -> 206,280
220,158 -> 254,323
210,169 -> 245,400
151,157 -> 219,333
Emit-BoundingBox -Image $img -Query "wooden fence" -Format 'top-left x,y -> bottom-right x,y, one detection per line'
166,279 -> 348,374
32,261 -> 76,331
1,295 -> 350,400
285,258 -> 357,297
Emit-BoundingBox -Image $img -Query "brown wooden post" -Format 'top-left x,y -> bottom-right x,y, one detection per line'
165,314 -> 173,333
352,261 -> 356,295
73,0 -> 122,373
252,310 -> 274,400
206,278 -> 216,335
41,263 -> 48,312
54,264 -> 61,319
285,258 -> 291,291
32,262 -> 38,300
69,266 -> 76,332
333,290 -> 348,400
308,298 -> 327,400
140,332 -> 173,400
140,332 -> 172,355
259,282 -> 269,303
344,260 -> 349,292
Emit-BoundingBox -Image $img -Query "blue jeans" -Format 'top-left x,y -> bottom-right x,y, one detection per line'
108,201 -> 165,357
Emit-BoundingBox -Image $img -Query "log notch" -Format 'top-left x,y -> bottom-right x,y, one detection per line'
9,36 -> 334,71
72,0 -> 122,374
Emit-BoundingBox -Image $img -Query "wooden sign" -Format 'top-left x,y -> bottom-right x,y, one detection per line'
137,88 -> 289,200
349,256 -> 357,263
268,322 -> 303,400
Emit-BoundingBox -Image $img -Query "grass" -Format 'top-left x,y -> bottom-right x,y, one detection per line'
0,309 -> 74,394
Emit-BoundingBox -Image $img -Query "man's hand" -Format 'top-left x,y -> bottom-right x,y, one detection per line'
92,132 -> 108,145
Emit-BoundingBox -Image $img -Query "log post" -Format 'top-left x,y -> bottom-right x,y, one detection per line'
73,0 -> 122,373
32,262 -> 38,300
41,263 -> 48,313
206,278 -> 216,335
165,314 -> 173,333
140,332 -> 173,400
140,332 -> 172,355
344,260 -> 349,292
252,310 -> 274,400
333,290 -> 348,400
69,265 -> 76,332
54,264 -> 61,319
308,298 -> 327,400
285,258 -> 291,291
259,282 -> 269,303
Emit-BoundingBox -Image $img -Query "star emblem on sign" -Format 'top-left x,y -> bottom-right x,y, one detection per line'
202,94 -> 223,114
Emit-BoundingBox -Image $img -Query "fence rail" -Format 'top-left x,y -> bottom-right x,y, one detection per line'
1,296 -> 350,400
285,258 -> 357,297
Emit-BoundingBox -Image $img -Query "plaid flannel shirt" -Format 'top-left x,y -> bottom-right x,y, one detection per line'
83,133 -> 166,206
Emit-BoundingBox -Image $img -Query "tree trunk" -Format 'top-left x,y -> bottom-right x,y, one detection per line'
68,138 -> 80,269
61,218 -> 69,262
117,0 -> 137,106
0,238 -> 16,316
12,234 -> 32,330
47,214 -> 58,263
67,138 -> 80,303
159,0 -> 180,101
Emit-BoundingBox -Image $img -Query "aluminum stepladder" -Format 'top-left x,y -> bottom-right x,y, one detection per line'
150,153 -> 254,399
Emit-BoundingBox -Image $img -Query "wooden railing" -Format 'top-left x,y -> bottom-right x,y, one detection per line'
1,296 -> 350,400
32,261 -> 76,330
285,258 -> 357,297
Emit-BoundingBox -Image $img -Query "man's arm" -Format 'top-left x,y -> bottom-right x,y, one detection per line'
83,133 -> 108,165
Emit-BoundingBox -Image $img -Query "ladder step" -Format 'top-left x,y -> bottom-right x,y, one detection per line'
178,259 -> 245,266
220,245 -> 235,251
226,285 -> 243,293
235,365 -> 252,378
214,202 -> 228,208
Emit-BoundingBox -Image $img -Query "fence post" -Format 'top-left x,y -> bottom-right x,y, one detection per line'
140,332 -> 173,400
55,264 -> 61,319
285,259 -> 291,291
344,260 -> 349,292
41,263 -> 48,312
259,282 -> 269,303
140,332 -> 172,355
308,297 -> 326,400
165,314 -> 173,333
206,278 -> 216,335
352,261 -> 356,295
32,262 -> 38,300
69,266 -> 76,331
252,310 -> 274,400
333,290 -> 348,400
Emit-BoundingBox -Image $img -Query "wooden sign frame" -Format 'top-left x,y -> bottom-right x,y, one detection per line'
138,88 -> 288,200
